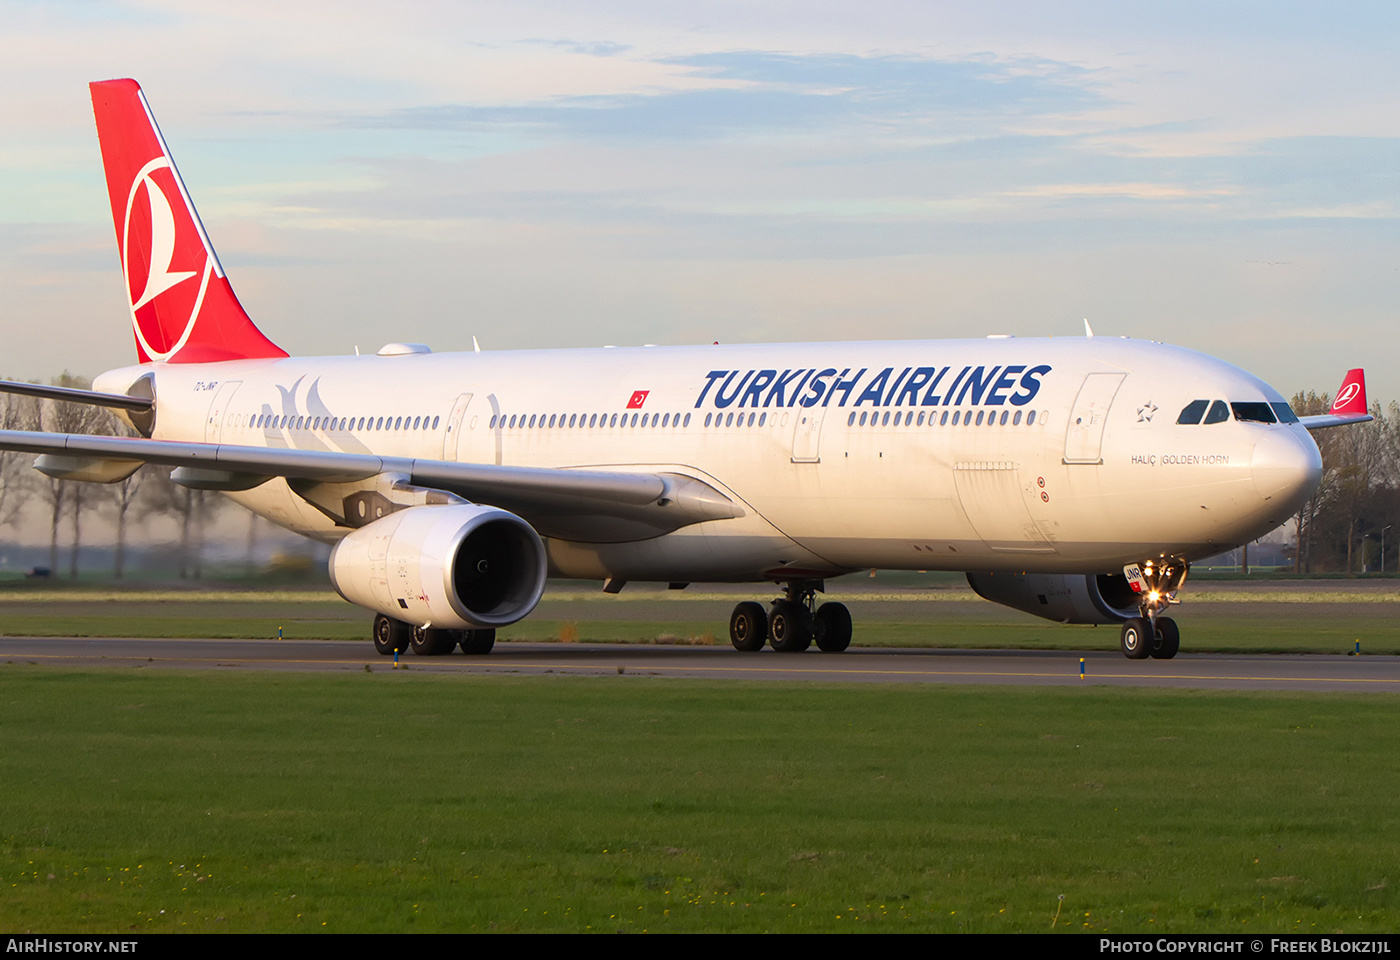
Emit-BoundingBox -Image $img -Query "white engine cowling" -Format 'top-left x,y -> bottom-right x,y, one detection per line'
329,504 -> 547,629
965,571 -> 1140,625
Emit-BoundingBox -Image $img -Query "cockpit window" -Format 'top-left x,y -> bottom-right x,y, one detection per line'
1231,402 -> 1277,424
1271,402 -> 1300,424
1177,400 -> 1209,424
1203,400 -> 1230,424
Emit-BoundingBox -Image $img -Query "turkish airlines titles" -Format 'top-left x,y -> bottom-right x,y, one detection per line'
692,364 -> 1053,411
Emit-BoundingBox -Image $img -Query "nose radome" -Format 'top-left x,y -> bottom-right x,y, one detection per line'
1252,428 -> 1323,511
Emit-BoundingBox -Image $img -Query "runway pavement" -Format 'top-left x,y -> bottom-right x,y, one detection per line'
3,635 -> 1399,691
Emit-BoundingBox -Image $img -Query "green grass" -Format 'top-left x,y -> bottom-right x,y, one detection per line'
2,668 -> 1398,933
1,585 -> 1398,655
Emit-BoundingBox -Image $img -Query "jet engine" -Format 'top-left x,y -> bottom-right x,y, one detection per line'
329,503 -> 547,630
965,571 -> 1140,625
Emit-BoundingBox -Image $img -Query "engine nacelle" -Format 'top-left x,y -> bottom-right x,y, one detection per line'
965,571 -> 1141,625
329,504 -> 546,630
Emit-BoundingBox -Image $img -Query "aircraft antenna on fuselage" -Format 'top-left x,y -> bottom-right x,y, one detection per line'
1084,318 -> 1095,338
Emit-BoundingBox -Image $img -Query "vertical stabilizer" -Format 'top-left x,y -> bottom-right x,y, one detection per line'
90,79 -> 287,364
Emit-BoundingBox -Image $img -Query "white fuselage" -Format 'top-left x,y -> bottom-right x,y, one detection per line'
94,336 -> 1322,583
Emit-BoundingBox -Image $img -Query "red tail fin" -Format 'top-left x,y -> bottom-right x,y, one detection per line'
1331,368 -> 1367,416
89,79 -> 286,364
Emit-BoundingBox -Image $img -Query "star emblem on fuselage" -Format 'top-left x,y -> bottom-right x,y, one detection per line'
1137,402 -> 1158,423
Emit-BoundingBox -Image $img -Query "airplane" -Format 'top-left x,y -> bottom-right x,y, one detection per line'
0,79 -> 1373,660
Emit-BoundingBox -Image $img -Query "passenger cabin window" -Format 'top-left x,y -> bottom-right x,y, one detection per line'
1177,400 -> 1209,424
1231,402 -> 1277,424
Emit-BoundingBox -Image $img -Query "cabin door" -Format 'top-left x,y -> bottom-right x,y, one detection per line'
1063,373 -> 1125,465
204,380 -> 243,443
790,409 -> 825,463
442,393 -> 474,461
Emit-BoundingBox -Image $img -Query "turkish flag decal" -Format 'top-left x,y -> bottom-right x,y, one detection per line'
627,390 -> 649,409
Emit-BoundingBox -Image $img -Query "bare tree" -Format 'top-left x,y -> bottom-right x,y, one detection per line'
1290,391 -> 1334,573
109,468 -> 145,579
34,374 -> 122,579
0,389 -> 40,535
138,467 -> 226,579
1289,390 -> 1398,573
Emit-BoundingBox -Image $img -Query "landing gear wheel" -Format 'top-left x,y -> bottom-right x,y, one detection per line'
411,625 -> 458,656
1150,617 -> 1180,660
814,602 -> 852,653
729,602 -> 768,652
373,614 -> 411,655
459,629 -> 496,655
769,600 -> 813,653
1120,617 -> 1151,660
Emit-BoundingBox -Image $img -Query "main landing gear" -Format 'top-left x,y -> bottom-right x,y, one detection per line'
728,581 -> 854,653
372,614 -> 496,656
1119,557 -> 1188,660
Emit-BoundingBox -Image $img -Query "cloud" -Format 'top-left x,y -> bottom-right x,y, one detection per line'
337,50 -> 1106,141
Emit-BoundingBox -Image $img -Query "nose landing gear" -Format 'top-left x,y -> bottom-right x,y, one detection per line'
1119,557 -> 1188,660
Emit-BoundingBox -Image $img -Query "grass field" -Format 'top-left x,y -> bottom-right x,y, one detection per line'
3,667 -> 1399,933
1,577 -> 1398,655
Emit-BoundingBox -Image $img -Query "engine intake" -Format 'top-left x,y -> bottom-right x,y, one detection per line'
965,571 -> 1140,625
329,504 -> 546,629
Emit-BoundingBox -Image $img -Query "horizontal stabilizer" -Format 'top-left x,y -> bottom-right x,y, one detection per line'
0,378 -> 152,412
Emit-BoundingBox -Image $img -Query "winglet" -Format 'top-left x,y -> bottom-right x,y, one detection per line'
90,79 -> 286,364
1298,368 -> 1373,430
1331,368 -> 1367,416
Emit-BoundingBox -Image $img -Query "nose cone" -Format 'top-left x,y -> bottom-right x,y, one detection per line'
1252,427 -> 1323,515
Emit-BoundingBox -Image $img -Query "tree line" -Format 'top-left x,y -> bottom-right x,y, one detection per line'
0,375 -> 226,579
1289,391 -> 1400,574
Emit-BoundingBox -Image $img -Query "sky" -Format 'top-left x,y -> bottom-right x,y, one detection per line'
1,1 -> 1397,402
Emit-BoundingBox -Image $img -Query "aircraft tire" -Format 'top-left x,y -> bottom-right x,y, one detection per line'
730,602 -> 768,651
769,600 -> 813,653
814,602 -> 853,652
460,629 -> 496,655
411,625 -> 458,656
1120,617 -> 1151,659
373,614 -> 412,655
1150,617 -> 1180,659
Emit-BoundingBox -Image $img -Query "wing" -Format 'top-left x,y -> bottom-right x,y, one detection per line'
0,429 -> 743,543
1300,368 -> 1373,431
1298,412 -> 1374,430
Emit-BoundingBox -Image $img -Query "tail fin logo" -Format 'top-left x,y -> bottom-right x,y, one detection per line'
1332,382 -> 1362,411
122,158 -> 210,361
91,78 -> 287,363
